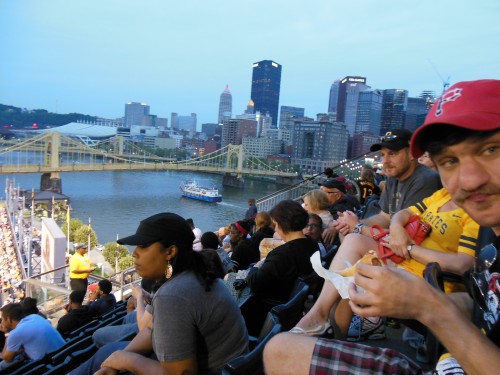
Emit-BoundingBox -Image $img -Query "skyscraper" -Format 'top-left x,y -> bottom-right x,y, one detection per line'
250,60 -> 282,127
380,89 -> 408,135
218,85 -> 232,124
124,102 -> 150,128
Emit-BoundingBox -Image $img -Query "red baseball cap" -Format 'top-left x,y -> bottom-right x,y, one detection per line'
411,79 -> 500,158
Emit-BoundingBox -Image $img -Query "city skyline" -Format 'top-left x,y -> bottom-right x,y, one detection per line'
1,1 -> 499,129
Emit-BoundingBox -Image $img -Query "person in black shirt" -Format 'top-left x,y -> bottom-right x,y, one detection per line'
57,290 -> 93,338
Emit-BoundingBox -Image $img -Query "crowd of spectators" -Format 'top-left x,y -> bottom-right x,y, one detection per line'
3,80 -> 498,375
0,206 -> 24,308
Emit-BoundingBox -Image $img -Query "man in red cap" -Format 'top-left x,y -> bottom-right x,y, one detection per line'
264,79 -> 500,375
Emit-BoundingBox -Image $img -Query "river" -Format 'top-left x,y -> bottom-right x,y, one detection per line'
3,171 -> 281,245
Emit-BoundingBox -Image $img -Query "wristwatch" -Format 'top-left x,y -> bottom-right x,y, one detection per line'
353,223 -> 365,234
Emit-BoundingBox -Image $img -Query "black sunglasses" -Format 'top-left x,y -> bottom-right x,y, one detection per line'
380,132 -> 399,142
469,244 -> 497,312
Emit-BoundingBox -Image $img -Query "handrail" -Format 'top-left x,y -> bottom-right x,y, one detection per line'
256,150 -> 377,212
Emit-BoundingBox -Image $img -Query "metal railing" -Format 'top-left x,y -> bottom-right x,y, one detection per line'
256,151 -> 375,212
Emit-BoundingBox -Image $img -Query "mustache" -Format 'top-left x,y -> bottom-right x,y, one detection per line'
454,186 -> 500,202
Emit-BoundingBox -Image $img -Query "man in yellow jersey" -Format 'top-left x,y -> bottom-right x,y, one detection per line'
69,243 -> 95,291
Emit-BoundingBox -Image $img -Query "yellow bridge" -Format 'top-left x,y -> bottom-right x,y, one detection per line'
0,132 -> 297,179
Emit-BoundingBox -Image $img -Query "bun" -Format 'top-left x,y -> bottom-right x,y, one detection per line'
336,250 -> 382,277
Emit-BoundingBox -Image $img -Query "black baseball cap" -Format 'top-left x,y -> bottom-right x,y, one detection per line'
320,179 -> 346,194
117,213 -> 195,246
370,129 -> 413,152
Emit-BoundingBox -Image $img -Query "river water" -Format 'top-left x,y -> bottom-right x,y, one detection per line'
3,171 -> 281,245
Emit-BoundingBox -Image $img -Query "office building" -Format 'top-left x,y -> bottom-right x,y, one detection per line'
355,89 -> 383,135
351,132 -> 380,158
171,113 -> 197,132
405,97 -> 429,132
291,120 -> 349,173
201,123 -> 219,138
124,102 -> 150,128
380,89 -> 408,135
250,60 -> 282,127
279,106 -> 305,129
218,85 -> 232,124
328,80 -> 340,115
221,118 -> 257,147
242,137 -> 283,158
328,77 -> 367,130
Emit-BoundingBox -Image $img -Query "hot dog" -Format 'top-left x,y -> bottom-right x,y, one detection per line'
336,250 -> 382,277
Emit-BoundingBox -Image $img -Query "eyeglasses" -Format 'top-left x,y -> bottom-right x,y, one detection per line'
305,223 -> 321,229
326,191 -> 341,195
469,244 -> 497,312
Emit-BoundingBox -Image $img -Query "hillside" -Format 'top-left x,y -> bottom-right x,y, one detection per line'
0,104 -> 98,129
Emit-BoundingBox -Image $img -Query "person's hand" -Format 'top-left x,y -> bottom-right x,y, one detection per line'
100,350 -> 129,371
348,262 -> 430,320
126,296 -> 136,312
340,211 -> 360,234
387,223 -> 412,259
93,367 -> 118,375
130,284 -> 143,300
322,226 -> 338,244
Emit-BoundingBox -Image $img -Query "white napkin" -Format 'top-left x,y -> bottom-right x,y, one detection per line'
310,251 -> 355,299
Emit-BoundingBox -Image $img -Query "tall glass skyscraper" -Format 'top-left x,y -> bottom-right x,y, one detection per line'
218,85 -> 232,124
250,60 -> 282,127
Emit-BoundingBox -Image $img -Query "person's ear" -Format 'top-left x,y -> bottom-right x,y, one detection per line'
165,244 -> 178,261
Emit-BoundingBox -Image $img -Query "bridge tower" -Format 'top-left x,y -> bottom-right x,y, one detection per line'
41,132 -> 62,193
223,144 -> 245,188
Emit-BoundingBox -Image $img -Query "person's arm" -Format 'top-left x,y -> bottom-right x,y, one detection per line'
334,210 -> 391,237
1,337 -> 17,363
246,251 -> 283,293
349,263 -> 500,375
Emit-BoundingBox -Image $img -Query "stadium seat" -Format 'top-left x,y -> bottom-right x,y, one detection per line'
271,282 -> 309,331
223,313 -> 281,375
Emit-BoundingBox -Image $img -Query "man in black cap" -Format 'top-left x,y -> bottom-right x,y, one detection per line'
333,128 -> 441,238
320,179 -> 360,220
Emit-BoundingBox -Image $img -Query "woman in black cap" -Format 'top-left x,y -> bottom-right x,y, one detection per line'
74,212 -> 248,375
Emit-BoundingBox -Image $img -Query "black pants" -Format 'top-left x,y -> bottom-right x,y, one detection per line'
70,278 -> 88,291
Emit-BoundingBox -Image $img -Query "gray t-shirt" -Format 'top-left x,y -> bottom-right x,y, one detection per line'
379,164 -> 442,216
151,271 -> 248,374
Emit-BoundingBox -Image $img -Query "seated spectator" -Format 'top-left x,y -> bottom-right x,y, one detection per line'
320,179 -> 360,220
19,297 -> 46,319
229,220 -> 259,270
92,281 -> 155,348
302,189 -> 334,230
356,166 -> 381,205
245,200 -> 319,303
295,187 -> 479,339
87,279 -> 116,317
57,290 -> 93,338
303,214 -> 332,260
72,212 -> 248,375
250,211 -> 274,249
0,302 -> 65,370
418,151 -> 437,170
186,218 -> 203,251
201,231 -> 235,274
264,79 -> 500,375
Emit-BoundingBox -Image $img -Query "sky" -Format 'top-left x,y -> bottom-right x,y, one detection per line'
1,0 -> 499,129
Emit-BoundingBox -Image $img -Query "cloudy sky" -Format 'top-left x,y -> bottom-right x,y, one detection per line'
1,0 -> 499,128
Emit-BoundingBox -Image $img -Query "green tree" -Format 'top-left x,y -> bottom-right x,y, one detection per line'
73,225 -> 98,249
102,242 -> 129,266
118,255 -> 135,271
61,218 -> 85,243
